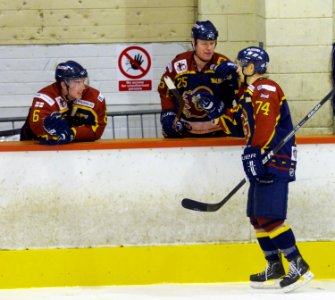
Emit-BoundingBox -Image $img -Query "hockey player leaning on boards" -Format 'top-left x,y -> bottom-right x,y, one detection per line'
196,47 -> 314,292
20,61 -> 107,145
157,20 -> 242,138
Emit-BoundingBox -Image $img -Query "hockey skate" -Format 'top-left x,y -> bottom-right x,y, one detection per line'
250,259 -> 285,289
280,255 -> 314,293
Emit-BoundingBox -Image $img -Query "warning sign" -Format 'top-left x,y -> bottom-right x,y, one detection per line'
117,45 -> 152,91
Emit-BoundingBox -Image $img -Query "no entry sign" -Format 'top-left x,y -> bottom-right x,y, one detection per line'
117,45 -> 153,91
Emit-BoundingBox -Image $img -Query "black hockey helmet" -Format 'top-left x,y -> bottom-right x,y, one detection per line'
55,60 -> 88,82
237,47 -> 269,74
191,20 -> 218,40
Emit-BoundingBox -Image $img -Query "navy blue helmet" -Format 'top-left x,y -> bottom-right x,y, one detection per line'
237,47 -> 269,74
192,20 -> 218,40
55,60 -> 88,82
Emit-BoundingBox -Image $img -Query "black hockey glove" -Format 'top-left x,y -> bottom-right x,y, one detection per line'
160,111 -> 187,138
194,92 -> 225,119
241,146 -> 266,179
215,61 -> 238,80
43,112 -> 69,136
41,112 -> 74,145
39,128 -> 74,145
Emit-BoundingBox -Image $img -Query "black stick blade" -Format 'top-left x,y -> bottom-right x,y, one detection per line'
181,198 -> 222,212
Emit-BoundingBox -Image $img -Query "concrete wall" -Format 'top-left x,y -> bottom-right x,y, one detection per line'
0,0 -> 197,44
0,139 -> 334,250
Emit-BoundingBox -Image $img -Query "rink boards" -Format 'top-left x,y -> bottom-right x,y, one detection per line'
0,136 -> 334,288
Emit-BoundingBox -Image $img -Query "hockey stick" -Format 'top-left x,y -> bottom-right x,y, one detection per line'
163,75 -> 185,120
181,44 -> 335,212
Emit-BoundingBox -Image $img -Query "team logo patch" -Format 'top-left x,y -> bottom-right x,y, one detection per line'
34,101 -> 44,108
35,93 -> 55,106
98,93 -> 105,102
55,96 -> 68,109
258,84 -> 276,92
174,59 -> 188,74
260,93 -> 269,99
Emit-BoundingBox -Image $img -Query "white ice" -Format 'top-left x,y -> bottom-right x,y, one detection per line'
0,280 -> 334,300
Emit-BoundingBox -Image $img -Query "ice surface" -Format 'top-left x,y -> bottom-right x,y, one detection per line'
0,280 -> 334,300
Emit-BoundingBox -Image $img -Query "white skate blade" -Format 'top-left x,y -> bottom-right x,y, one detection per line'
250,279 -> 281,289
282,271 -> 314,293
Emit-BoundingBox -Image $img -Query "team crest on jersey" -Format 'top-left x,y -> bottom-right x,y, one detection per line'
181,86 -> 213,118
174,59 -> 188,74
55,96 -> 68,110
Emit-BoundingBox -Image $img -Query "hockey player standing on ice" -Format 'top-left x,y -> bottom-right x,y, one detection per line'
158,20 -> 241,137
197,47 -> 314,292
20,61 -> 107,144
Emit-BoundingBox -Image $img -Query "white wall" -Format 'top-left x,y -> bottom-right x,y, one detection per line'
0,142 -> 334,250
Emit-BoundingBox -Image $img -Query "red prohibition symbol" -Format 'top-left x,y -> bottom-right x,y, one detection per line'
118,46 -> 151,79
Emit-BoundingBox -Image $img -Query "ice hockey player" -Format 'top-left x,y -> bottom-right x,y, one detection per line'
20,60 -> 107,144
197,46 -> 314,292
158,20 -> 240,137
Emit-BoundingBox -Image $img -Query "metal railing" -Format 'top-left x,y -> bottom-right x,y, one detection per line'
0,110 -> 162,139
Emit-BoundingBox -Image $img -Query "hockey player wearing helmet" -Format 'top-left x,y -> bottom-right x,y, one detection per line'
20,61 -> 107,144
208,46 -> 314,292
158,20 -> 241,137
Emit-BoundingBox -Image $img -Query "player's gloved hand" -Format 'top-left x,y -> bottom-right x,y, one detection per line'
43,112 -> 69,136
215,61 -> 238,80
241,146 -> 266,179
161,111 -> 186,138
194,92 -> 225,119
39,127 -> 74,145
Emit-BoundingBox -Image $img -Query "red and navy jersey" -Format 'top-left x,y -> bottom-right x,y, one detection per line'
158,51 -> 237,136
217,78 -> 297,180
20,82 -> 107,142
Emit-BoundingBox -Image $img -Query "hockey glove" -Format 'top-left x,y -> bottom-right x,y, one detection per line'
160,111 -> 186,138
194,92 -> 225,119
43,112 -> 69,136
39,127 -> 74,145
215,61 -> 238,80
241,146 -> 266,179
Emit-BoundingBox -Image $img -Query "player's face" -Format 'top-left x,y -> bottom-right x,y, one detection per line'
194,39 -> 216,62
62,78 -> 87,100
236,61 -> 255,84
236,63 -> 245,82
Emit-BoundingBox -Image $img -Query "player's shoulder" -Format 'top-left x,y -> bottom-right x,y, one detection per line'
37,82 -> 59,96
254,78 -> 282,91
212,52 -> 232,64
166,51 -> 193,74
82,86 -> 106,104
252,78 -> 284,97
34,82 -> 60,106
